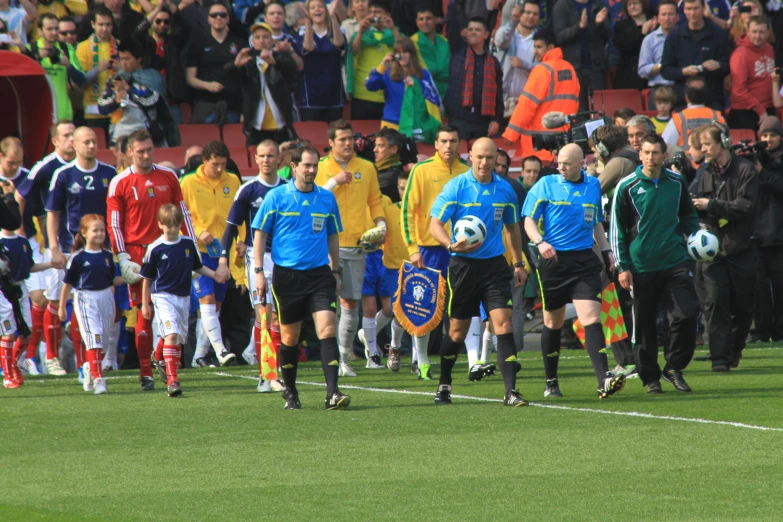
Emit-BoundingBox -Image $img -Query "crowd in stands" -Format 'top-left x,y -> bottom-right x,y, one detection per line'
0,0 -> 781,391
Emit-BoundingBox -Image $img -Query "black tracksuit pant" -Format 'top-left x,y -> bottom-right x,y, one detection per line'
696,247 -> 758,367
632,261 -> 700,385
753,246 -> 783,342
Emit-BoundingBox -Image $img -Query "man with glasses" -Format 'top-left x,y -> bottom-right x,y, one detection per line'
186,1 -> 244,124
58,16 -> 78,46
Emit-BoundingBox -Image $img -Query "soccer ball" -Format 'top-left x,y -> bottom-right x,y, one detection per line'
453,216 -> 487,246
687,230 -> 719,261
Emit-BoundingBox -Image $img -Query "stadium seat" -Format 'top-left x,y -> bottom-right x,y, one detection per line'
228,146 -> 250,168
94,131 -> 107,150
293,121 -> 328,144
221,123 -> 245,147
417,144 -> 435,157
491,137 -> 518,158
240,167 -> 257,180
349,120 -> 382,135
730,129 -> 755,145
590,89 -> 644,117
641,88 -> 651,110
96,149 -> 115,165
180,103 -> 191,123
640,110 -> 658,118
178,124 -> 220,147
153,147 -> 187,167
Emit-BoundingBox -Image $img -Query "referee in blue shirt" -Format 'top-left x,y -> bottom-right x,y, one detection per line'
251,146 -> 350,411
429,138 -> 529,407
522,143 -> 625,399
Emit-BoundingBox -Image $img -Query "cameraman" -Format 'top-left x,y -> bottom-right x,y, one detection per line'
751,116 -> 783,342
692,123 -> 759,372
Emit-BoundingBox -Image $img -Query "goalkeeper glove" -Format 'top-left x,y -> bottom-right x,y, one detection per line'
117,252 -> 142,284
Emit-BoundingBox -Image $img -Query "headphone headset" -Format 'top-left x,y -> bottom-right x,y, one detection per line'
591,129 -> 610,160
711,120 -> 732,149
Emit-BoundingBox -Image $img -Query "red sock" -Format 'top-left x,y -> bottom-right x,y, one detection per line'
154,338 -> 164,362
136,308 -> 153,379
12,337 -> 28,384
27,304 -> 45,358
0,340 -> 12,381
71,315 -> 85,368
163,344 -> 180,385
270,324 -> 281,370
43,304 -> 61,361
253,321 -> 262,373
87,349 -> 103,379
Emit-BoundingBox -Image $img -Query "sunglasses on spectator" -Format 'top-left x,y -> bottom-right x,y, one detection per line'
60,30 -> 77,35
209,12 -> 228,18
154,18 -> 171,25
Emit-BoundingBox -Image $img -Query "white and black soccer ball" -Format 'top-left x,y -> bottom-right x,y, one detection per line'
453,216 -> 487,246
687,229 -> 719,261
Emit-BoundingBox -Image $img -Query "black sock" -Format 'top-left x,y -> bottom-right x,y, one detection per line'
439,335 -> 462,386
495,332 -> 517,393
320,336 -> 339,396
584,322 -> 609,385
541,325 -> 561,380
279,343 -> 299,394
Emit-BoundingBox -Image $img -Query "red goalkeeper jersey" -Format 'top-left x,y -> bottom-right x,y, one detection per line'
107,164 -> 195,252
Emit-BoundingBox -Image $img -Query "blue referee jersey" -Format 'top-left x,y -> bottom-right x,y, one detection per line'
430,170 -> 519,260
17,153 -> 69,240
64,249 -> 116,290
226,176 -> 283,250
0,234 -> 34,283
45,161 -> 117,252
522,171 -> 602,252
251,179 -> 342,270
140,236 -> 203,297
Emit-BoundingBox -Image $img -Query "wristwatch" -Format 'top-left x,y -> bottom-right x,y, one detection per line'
534,237 -> 545,246
513,262 -> 526,268
254,267 -> 264,274
332,268 -> 343,275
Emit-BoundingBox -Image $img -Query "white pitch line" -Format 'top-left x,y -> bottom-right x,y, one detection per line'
215,372 -> 783,432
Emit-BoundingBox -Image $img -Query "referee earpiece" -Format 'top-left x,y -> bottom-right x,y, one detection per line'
712,120 -> 732,149
591,129 -> 610,160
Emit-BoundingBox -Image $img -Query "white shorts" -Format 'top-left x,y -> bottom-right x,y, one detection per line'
245,248 -> 274,307
0,284 -> 32,337
73,288 -> 115,350
43,248 -> 66,301
338,247 -> 366,301
151,292 -> 189,345
24,237 -> 47,294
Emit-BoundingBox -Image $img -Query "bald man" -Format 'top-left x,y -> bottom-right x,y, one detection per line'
428,138 -> 530,407
522,143 -> 625,399
45,127 -> 117,384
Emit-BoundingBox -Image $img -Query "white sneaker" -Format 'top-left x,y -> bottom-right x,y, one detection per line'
93,377 -> 107,395
242,347 -> 258,365
45,358 -> 67,376
270,379 -> 284,391
23,358 -> 40,376
257,378 -> 272,393
338,362 -> 357,377
216,349 -> 237,367
82,362 -> 94,392
359,330 -> 384,369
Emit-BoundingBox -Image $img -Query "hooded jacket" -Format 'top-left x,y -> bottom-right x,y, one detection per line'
756,146 -> 783,247
729,36 -> 775,115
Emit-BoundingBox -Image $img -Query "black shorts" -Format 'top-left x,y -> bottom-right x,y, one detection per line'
536,248 -> 602,311
272,265 -> 337,325
447,255 -> 512,320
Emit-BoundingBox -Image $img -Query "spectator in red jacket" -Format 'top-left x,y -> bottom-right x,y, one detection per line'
728,15 -> 775,130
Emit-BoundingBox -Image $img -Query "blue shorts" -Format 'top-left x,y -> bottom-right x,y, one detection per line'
113,264 -> 130,311
192,255 -> 227,302
480,302 -> 488,322
420,245 -> 450,278
362,250 -> 395,297
384,267 -> 399,304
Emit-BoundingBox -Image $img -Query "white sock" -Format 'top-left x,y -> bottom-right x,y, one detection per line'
362,316 -> 379,356
243,331 -> 256,363
375,309 -> 392,332
481,328 -> 493,363
414,333 -> 430,365
338,305 -> 359,363
390,318 -> 404,348
193,319 -> 210,361
466,317 -> 482,367
104,321 -> 120,369
200,303 -> 227,353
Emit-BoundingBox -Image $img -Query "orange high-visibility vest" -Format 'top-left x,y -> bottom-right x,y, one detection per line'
673,107 -> 726,147
502,47 -> 580,163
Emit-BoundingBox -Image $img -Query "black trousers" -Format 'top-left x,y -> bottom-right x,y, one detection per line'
632,261 -> 700,384
246,127 -> 296,147
752,246 -> 783,342
299,107 -> 344,124
611,272 -> 635,367
449,115 -> 492,141
350,98 -> 384,121
577,67 -> 607,112
696,247 -> 758,367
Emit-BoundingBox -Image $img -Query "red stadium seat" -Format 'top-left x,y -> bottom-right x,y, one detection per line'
293,121 -> 328,144
178,124 -> 220,148
730,129 -> 755,145
221,123 -> 245,147
641,88 -> 651,110
94,131 -> 107,150
153,147 -> 187,167
228,146 -> 249,168
240,167 -> 257,180
96,149 -> 115,165
180,103 -> 192,123
417,144 -> 435,158
640,110 -> 658,118
590,89 -> 644,117
349,120 -> 382,135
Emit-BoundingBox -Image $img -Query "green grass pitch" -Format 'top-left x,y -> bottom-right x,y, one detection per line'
2,345 -> 783,521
